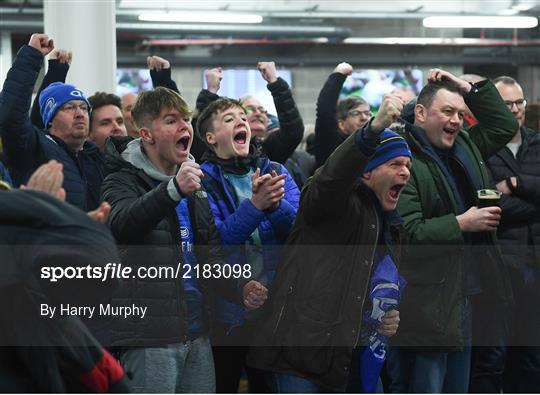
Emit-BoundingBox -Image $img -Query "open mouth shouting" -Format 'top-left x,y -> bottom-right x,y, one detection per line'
388,183 -> 406,203
443,126 -> 459,137
176,135 -> 191,151
233,130 -> 248,145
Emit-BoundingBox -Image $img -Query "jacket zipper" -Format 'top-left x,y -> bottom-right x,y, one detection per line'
272,284 -> 293,335
353,202 -> 379,347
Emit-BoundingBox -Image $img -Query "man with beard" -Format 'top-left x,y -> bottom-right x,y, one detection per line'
390,69 -> 518,393
0,33 -> 105,211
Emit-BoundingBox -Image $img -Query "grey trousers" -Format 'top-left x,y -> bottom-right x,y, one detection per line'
120,337 -> 215,393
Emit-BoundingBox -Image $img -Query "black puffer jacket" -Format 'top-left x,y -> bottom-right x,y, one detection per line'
101,138 -> 243,347
314,72 -> 348,168
486,126 -> 540,269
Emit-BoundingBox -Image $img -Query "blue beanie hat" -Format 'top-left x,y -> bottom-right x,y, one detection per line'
363,129 -> 412,173
39,82 -> 91,127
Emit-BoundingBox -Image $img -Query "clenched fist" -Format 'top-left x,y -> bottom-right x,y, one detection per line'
371,94 -> 404,133
175,161 -> 204,196
147,55 -> 170,71
334,62 -> 353,76
28,33 -> 54,56
243,280 -> 268,310
257,62 -> 278,84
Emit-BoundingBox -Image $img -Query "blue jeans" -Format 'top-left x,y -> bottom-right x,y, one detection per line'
270,348 -> 384,394
387,298 -> 472,393
270,372 -> 323,393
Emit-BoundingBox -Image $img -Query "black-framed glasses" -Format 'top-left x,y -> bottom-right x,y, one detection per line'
60,103 -> 90,114
244,105 -> 267,115
348,110 -> 372,118
504,99 -> 527,110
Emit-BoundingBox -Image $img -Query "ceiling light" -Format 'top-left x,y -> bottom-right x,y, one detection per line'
423,15 -> 538,28
512,3 -> 536,11
138,12 -> 263,24
498,9 -> 520,15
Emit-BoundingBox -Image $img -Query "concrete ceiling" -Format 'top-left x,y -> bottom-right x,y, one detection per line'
115,0 -> 538,16
1,0 -> 539,66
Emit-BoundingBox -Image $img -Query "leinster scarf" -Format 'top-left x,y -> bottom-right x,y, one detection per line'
359,254 -> 405,393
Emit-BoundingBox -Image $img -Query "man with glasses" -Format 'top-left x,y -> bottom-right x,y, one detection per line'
315,62 -> 372,167
0,33 -> 106,211
470,76 -> 540,392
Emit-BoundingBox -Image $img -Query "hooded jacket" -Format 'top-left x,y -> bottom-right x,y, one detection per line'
101,137 -> 242,346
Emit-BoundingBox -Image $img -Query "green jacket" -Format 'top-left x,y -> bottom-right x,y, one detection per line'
394,80 -> 518,350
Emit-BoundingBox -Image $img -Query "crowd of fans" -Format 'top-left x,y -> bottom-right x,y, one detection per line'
0,32 -> 539,393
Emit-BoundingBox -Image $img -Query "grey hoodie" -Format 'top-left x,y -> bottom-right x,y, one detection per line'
121,138 -> 196,202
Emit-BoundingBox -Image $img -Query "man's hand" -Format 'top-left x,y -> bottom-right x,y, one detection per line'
147,55 -> 170,71
378,309 -> 400,337
50,49 -> 72,65
22,160 -> 66,201
28,33 -> 54,56
257,62 -> 278,84
496,179 -> 511,195
428,68 -> 471,93
456,206 -> 502,232
243,280 -> 268,310
334,62 -> 353,76
88,202 -> 111,224
496,177 -> 516,195
176,162 -> 204,195
251,169 -> 286,211
370,94 -> 404,133
205,67 -> 223,94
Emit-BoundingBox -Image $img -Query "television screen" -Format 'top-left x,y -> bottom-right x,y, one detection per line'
340,69 -> 423,111
203,69 -> 293,116
116,69 -> 152,96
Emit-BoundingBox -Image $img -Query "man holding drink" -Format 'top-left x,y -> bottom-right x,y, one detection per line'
389,68 -> 518,393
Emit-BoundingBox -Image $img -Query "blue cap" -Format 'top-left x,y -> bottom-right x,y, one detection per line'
363,129 -> 412,173
39,82 -> 91,127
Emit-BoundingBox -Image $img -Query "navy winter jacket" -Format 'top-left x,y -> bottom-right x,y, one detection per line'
201,154 -> 300,326
0,45 -> 105,210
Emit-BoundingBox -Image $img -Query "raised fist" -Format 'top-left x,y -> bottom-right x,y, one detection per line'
147,55 -> 170,72
257,62 -> 278,84
28,33 -> 54,56
334,62 -> 353,76
51,49 -> 72,65
371,94 -> 404,133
